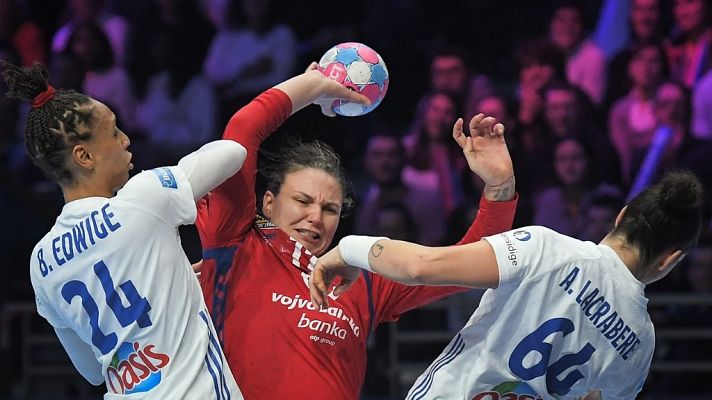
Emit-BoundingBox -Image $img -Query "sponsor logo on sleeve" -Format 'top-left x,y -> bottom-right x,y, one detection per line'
106,341 -> 170,394
513,230 -> 531,241
150,167 -> 178,189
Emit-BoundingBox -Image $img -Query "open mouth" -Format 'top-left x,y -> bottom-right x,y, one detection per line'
296,229 -> 321,242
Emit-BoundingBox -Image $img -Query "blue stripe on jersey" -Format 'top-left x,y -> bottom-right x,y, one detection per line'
362,270 -> 375,340
203,351 -> 222,400
407,333 -> 465,400
200,310 -> 231,400
203,246 -> 238,343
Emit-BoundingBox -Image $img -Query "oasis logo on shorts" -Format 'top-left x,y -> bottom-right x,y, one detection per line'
471,380 -> 542,400
512,230 -> 531,241
106,341 -> 170,394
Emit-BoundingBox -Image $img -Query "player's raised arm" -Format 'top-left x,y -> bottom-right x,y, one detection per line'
177,140 -> 247,201
454,113 -> 515,202
310,236 -> 499,309
274,63 -> 370,116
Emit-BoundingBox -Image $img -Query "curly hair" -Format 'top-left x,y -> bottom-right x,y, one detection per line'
1,61 -> 95,185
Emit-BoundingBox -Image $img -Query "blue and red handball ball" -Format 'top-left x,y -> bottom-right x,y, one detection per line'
317,42 -> 389,116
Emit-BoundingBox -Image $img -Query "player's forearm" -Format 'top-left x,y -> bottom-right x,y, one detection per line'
55,327 -> 104,385
273,72 -> 329,115
367,239 -> 437,285
482,176 -> 516,202
340,236 -> 499,288
177,140 -> 247,200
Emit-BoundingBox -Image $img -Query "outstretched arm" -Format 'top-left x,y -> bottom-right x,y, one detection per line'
177,140 -> 247,201
310,236 -> 499,309
274,62 -> 370,116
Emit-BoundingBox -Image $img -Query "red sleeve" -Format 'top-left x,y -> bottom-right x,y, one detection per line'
456,193 -> 519,245
371,194 -> 519,324
196,89 -> 292,248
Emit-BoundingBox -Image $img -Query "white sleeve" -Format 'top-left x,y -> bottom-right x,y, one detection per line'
117,140 -> 245,226
176,139 -> 247,201
54,327 -> 104,385
483,226 -> 550,287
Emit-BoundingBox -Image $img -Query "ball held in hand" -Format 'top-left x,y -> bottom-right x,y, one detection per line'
318,42 -> 389,116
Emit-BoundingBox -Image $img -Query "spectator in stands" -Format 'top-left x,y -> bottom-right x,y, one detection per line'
665,0 -> 712,88
51,0 -> 129,66
542,81 -> 620,187
402,92 -> 467,218
356,133 -> 446,246
609,42 -> 669,185
579,184 -> 625,243
605,0 -> 669,109
532,136 -> 594,237
548,0 -> 607,104
203,0 -> 296,122
0,0 -> 46,67
65,21 -> 136,132
514,38 -> 567,128
428,45 -> 495,118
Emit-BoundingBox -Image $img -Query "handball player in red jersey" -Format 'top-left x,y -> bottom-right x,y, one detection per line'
196,63 -> 519,399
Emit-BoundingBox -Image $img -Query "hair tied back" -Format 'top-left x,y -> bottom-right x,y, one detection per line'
31,85 -> 55,109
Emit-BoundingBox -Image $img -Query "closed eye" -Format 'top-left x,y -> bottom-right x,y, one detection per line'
323,205 -> 341,215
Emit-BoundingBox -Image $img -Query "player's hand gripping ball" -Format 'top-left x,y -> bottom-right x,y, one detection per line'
318,42 -> 389,116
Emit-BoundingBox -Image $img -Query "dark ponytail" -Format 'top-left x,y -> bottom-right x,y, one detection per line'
1,61 -> 94,185
613,170 -> 704,268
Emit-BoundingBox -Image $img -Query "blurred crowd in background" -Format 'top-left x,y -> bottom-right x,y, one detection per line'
1,0 -> 712,398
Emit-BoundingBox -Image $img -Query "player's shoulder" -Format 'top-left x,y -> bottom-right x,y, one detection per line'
117,166 -> 192,203
505,225 -> 564,243
122,167 -> 182,191
510,226 -> 601,262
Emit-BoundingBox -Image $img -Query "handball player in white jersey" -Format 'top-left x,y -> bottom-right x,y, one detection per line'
311,169 -> 704,399
1,60 -> 245,398
1,59 -> 364,399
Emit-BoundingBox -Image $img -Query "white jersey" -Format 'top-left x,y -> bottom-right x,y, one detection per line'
406,226 -> 654,400
29,166 -> 242,399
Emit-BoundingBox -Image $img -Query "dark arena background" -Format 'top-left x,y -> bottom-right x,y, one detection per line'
1,0 -> 712,399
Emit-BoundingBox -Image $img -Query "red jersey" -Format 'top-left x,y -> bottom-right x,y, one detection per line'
196,89 -> 518,400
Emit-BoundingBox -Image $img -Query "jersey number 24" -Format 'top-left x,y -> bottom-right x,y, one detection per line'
62,260 -> 153,355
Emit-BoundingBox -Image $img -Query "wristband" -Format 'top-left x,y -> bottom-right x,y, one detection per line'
338,235 -> 388,272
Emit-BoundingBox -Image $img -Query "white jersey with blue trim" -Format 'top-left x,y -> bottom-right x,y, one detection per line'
29,166 -> 242,399
406,226 -> 654,400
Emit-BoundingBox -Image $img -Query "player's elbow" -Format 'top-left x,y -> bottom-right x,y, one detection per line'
81,372 -> 104,386
402,250 -> 440,285
89,377 -> 104,386
224,140 -> 247,173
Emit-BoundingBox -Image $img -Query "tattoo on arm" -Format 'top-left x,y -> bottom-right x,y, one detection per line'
370,244 -> 383,258
483,180 -> 515,202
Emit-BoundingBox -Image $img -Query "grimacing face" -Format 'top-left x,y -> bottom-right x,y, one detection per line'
262,168 -> 343,256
